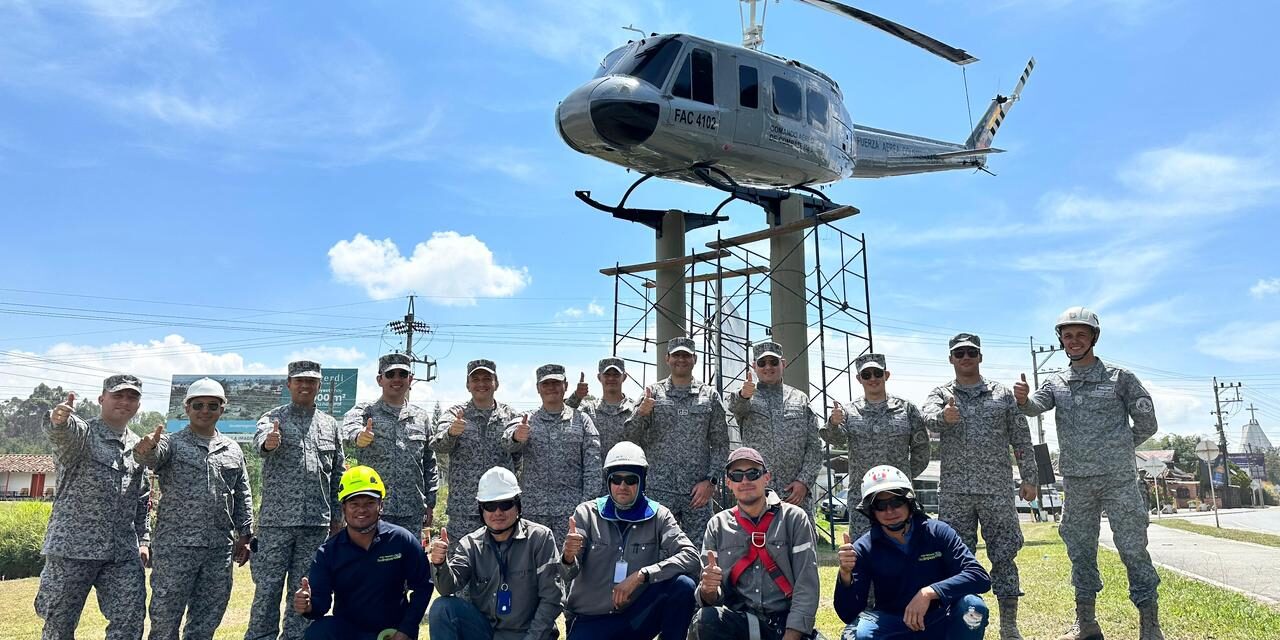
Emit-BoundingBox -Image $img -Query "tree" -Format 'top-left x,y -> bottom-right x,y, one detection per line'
1265,448 -> 1280,486
1138,434 -> 1201,472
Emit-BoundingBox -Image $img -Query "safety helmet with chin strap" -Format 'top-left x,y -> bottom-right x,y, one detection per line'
1055,306 -> 1100,361
856,465 -> 917,516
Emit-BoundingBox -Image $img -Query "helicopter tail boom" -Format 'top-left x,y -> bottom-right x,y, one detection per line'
965,57 -> 1035,150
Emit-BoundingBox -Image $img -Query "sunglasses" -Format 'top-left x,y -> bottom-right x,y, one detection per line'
726,468 -> 765,482
189,401 -> 223,411
480,500 -> 516,513
755,357 -> 780,367
608,473 -> 640,486
859,369 -> 885,380
381,369 -> 411,379
873,496 -> 908,512
951,347 -> 980,359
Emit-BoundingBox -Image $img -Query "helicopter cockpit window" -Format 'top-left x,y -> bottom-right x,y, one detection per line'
673,48 -> 715,105
593,45 -> 629,79
613,37 -> 683,89
739,65 -> 759,109
807,89 -> 828,130
772,77 -> 802,120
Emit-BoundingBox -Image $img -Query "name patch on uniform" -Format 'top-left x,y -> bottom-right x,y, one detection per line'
917,552 -> 942,562
377,553 -> 402,563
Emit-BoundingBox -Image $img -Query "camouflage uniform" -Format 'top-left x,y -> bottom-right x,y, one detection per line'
1020,358 -> 1161,605
36,385 -> 151,640
245,380 -> 344,640
820,391 -> 930,540
923,377 -> 1036,598
431,399 -> 520,539
135,425 -> 253,640
565,357 -> 636,458
728,343 -> 824,516
343,399 -> 439,533
623,376 -> 730,547
503,401 -> 601,539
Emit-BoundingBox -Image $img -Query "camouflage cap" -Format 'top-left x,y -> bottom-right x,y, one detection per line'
467,359 -> 497,376
536,363 -> 567,383
667,336 -> 696,355
287,360 -> 323,379
724,446 -> 767,470
855,353 -> 887,373
102,374 -> 142,394
948,333 -> 981,351
378,353 -> 413,374
752,340 -> 784,362
598,357 -> 626,374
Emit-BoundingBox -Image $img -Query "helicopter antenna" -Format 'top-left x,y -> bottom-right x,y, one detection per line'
740,0 -> 769,50
622,24 -> 645,37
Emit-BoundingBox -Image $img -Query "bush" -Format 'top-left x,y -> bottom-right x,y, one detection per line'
0,501 -> 51,580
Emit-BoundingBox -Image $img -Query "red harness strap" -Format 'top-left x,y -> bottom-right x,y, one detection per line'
728,505 -> 793,598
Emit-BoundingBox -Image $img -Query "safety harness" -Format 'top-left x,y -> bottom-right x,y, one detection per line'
728,505 -> 793,598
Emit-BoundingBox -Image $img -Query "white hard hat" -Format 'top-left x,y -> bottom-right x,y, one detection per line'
476,466 -> 521,502
858,465 -> 913,512
184,378 -> 227,403
604,441 -> 649,470
1054,306 -> 1100,333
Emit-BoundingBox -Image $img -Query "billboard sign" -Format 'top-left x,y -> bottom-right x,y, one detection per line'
167,370 -> 359,442
1227,452 -> 1267,480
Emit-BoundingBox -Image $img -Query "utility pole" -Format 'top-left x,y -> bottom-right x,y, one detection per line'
1210,377 -> 1242,499
388,295 -> 438,383
1029,337 -> 1062,444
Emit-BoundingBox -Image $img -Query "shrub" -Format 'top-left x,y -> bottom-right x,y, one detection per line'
0,501 -> 51,580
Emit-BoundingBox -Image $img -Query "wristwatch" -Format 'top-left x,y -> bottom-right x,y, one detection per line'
639,567 -> 651,583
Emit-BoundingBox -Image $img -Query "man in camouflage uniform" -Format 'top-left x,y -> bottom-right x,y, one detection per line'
727,341 -> 823,517
820,353 -> 930,542
1015,307 -> 1163,640
922,334 -> 1037,640
565,357 -> 636,458
245,361 -> 345,640
624,337 -> 730,546
134,378 -> 253,640
344,353 -> 440,536
505,363 -> 601,539
431,359 -> 520,539
36,375 -> 151,640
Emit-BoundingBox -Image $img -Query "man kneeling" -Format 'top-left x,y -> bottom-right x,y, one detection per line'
835,465 -> 991,639
691,447 -> 821,640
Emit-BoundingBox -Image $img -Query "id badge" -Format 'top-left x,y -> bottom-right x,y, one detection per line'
613,560 -> 629,583
496,585 -> 512,616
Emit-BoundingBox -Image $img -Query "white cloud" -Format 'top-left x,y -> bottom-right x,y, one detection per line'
1196,321 -> 1280,363
327,232 -> 531,304
587,301 -> 605,316
1101,297 -> 1194,334
558,307 -> 585,318
1250,278 -> 1280,299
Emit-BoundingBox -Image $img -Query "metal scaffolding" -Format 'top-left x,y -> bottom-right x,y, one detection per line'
601,205 -> 875,546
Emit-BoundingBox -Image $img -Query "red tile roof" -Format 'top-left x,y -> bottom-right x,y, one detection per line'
0,454 -> 55,474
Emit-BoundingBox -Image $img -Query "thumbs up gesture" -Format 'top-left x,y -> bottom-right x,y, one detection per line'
943,396 -> 960,425
264,418 -> 282,451
562,517 -> 585,564
292,577 -> 312,614
740,369 -> 756,399
51,392 -> 76,426
636,387 -> 655,417
428,528 -> 449,565
699,550 -> 722,601
448,408 -> 466,437
573,372 -> 589,400
513,414 -> 531,443
828,401 -> 845,427
135,423 -> 165,456
356,418 -> 375,448
1013,373 -> 1029,406
837,532 -> 857,584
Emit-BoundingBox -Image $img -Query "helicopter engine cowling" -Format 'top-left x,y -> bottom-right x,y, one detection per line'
556,76 -> 661,153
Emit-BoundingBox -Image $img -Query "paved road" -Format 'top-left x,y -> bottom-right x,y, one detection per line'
1099,517 -> 1280,605
1154,506 -> 1280,535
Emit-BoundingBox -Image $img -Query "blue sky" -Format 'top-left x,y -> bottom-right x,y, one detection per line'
1,0 -> 1278,451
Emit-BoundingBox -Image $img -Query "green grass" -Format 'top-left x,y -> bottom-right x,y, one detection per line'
1,522 -> 1277,639
1152,517 -> 1280,549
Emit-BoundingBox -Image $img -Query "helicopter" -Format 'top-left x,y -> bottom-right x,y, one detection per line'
556,0 -> 1034,216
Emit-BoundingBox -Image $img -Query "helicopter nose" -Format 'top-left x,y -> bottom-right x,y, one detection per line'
557,77 -> 660,152
589,99 -> 659,147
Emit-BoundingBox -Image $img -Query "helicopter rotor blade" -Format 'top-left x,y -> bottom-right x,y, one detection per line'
792,0 -> 978,65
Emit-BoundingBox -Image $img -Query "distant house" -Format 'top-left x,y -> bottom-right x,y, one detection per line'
0,454 -> 55,499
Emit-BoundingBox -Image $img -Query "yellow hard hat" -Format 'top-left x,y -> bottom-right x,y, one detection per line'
338,465 -> 386,502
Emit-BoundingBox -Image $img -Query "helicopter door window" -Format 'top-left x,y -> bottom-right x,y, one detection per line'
806,89 -> 828,130
739,65 -> 759,109
772,76 -> 802,120
672,48 -> 715,105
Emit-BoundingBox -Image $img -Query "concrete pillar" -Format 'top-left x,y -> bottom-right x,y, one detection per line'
654,210 -> 687,380
770,198 -> 809,393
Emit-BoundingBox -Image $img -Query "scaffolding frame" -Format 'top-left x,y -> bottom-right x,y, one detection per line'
602,206 -> 874,546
